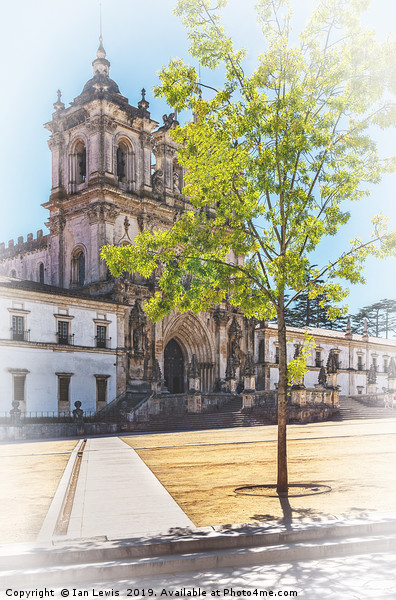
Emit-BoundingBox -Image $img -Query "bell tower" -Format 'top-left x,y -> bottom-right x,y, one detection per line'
43,38 -> 160,291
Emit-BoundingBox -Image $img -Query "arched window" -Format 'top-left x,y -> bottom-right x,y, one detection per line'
117,145 -> 126,181
116,138 -> 135,190
38,262 -> 44,284
10,269 -> 16,278
71,248 -> 85,287
69,139 -> 87,189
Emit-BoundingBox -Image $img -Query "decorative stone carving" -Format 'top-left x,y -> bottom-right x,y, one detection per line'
48,215 -> 66,235
213,308 -> 229,327
140,132 -> 154,148
138,88 -> 150,111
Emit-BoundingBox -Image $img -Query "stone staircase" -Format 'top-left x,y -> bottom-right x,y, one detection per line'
137,395 -> 271,432
333,396 -> 396,421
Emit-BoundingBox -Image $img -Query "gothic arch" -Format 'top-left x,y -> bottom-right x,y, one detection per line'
163,312 -> 215,392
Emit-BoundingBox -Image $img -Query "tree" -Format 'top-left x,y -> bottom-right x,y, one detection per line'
351,298 -> 396,338
102,0 -> 396,496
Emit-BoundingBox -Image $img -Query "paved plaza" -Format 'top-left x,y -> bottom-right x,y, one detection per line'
47,550 -> 396,599
1,419 -> 396,599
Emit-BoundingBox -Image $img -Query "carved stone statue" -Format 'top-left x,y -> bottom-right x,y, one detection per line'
367,363 -> 377,384
327,349 -> 338,374
173,171 -> 180,192
133,324 -> 145,354
162,112 -> 178,130
72,400 -> 84,424
152,169 -> 164,197
318,365 -> 327,387
10,400 -> 22,426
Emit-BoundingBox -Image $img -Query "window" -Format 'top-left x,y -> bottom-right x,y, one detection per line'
12,315 -> 25,341
373,357 -> 377,371
115,138 -> 135,190
275,346 -> 279,364
69,139 -> 87,190
117,146 -> 126,181
258,339 -> 265,363
57,373 -> 73,411
13,375 -> 25,404
384,358 -> 389,373
8,369 -> 29,412
96,325 -> 107,348
96,377 -> 108,409
75,141 -> 86,184
357,355 -> 363,371
71,248 -> 85,287
57,320 -> 70,345
10,270 -> 16,278
315,350 -> 322,367
38,262 -> 44,284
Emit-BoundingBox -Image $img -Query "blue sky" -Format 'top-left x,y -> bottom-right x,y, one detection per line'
0,0 -> 395,314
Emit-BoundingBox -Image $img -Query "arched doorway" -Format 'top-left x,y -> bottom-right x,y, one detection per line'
164,339 -> 184,394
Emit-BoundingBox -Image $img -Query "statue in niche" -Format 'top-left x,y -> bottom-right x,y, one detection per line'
173,171 -> 180,192
152,169 -> 164,197
133,324 -> 145,354
231,339 -> 240,364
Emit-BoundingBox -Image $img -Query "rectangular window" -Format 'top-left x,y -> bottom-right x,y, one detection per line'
315,351 -> 322,368
58,376 -> 70,410
384,358 -> 388,373
275,346 -> 279,364
96,325 -> 107,348
58,321 -> 69,344
373,357 -> 377,371
12,315 -> 25,341
13,375 -> 25,403
357,356 -> 363,371
96,378 -> 107,408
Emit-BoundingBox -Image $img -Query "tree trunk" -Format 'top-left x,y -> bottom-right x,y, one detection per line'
277,298 -> 288,497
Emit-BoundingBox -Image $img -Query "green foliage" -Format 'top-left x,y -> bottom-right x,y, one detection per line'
102,0 -> 396,342
351,298 -> 396,338
287,331 -> 316,386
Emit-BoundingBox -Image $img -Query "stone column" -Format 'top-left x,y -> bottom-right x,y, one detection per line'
213,308 -> 229,382
187,354 -> 202,413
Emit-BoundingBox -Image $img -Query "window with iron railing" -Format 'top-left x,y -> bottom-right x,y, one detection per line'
56,321 -> 74,345
11,316 -> 30,341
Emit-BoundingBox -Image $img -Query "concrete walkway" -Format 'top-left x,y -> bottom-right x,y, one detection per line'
66,437 -> 194,539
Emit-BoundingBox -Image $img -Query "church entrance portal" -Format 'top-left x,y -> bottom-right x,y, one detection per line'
164,339 -> 185,394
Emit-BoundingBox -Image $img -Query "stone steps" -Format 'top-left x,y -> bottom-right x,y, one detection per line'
1,516 -> 396,587
137,396 -> 270,432
334,397 -> 396,421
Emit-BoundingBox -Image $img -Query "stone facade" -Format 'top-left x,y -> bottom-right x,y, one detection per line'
0,40 -> 395,417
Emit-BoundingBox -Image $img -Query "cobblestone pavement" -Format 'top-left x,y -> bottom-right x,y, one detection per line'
36,551 -> 396,599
